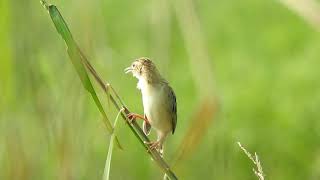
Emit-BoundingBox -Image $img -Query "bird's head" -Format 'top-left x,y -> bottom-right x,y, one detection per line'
125,57 -> 161,82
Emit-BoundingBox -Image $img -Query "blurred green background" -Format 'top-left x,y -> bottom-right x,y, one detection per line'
1,0 -> 320,179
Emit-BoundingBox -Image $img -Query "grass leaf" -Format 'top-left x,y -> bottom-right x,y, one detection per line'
41,0 -> 121,148
102,109 -> 123,180
103,134 -> 115,180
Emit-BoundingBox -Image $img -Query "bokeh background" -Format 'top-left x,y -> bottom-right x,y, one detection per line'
1,0 -> 320,179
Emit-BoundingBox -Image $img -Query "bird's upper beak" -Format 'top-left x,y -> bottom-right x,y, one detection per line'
124,67 -> 132,74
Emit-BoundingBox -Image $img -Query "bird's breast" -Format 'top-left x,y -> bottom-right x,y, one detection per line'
141,84 -> 172,132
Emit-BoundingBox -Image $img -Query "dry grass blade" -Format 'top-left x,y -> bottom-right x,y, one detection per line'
172,0 -> 215,95
238,142 -> 265,180
174,98 -> 217,164
279,0 -> 320,30
171,0 -> 218,165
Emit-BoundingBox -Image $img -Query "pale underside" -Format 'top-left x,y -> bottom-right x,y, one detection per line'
138,79 -> 173,142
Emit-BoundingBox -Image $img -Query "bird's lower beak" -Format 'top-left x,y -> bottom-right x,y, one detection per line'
124,67 -> 132,74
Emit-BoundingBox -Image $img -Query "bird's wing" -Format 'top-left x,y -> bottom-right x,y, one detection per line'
167,86 -> 177,134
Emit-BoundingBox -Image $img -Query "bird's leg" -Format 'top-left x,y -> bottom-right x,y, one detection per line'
145,134 -> 166,155
127,113 -> 149,124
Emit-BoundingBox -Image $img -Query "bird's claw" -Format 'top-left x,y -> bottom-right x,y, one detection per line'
126,113 -> 136,123
145,141 -> 161,152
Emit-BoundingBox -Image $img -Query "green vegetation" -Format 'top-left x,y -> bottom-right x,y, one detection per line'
1,0 -> 320,179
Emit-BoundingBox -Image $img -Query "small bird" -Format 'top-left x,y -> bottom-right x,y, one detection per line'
125,57 -> 177,154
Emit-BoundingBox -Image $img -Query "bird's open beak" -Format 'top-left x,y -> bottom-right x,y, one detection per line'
124,67 -> 132,74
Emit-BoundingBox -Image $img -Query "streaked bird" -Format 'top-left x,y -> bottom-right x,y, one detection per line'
125,57 -> 177,154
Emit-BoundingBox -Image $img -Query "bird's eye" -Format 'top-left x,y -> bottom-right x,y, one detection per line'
132,64 -> 135,68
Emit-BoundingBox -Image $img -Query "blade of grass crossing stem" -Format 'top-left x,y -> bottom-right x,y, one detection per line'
41,1 -> 122,149
103,109 -> 124,180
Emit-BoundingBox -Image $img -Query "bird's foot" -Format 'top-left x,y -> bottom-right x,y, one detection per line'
145,141 -> 161,151
127,113 -> 141,123
126,113 -> 148,124
126,113 -> 136,123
